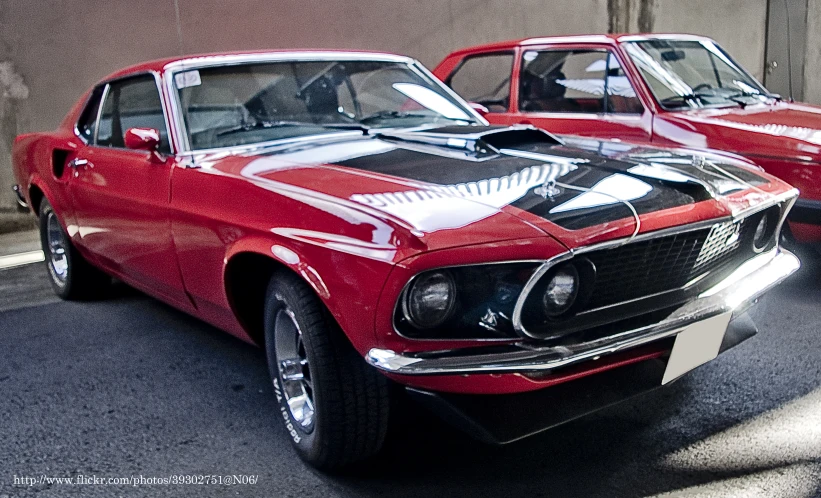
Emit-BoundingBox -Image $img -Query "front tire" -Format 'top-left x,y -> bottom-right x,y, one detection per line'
39,199 -> 110,300
264,271 -> 391,470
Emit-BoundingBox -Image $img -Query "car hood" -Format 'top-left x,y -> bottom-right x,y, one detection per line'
204,126 -> 788,251
660,101 -> 821,162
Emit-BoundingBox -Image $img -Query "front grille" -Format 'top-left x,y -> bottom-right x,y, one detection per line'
519,207 -> 785,340
583,219 -> 752,310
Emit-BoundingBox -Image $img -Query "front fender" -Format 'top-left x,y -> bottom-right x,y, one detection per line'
223,233 -> 396,355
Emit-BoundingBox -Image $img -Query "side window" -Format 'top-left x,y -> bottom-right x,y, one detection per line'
448,53 -> 513,113
96,75 -> 171,153
519,50 -> 643,114
76,86 -> 104,142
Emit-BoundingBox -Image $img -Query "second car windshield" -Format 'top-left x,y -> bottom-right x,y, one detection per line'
174,60 -> 476,150
624,40 -> 773,110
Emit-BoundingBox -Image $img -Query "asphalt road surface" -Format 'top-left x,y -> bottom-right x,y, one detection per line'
0,252 -> 819,497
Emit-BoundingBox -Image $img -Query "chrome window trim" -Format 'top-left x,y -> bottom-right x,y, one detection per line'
84,71 -> 176,155
162,52 -> 413,73
92,83 -> 110,146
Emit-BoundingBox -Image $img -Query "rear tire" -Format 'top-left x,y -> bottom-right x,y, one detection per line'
39,199 -> 110,300
263,270 -> 391,470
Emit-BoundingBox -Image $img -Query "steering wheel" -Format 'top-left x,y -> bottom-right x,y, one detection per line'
692,83 -> 714,93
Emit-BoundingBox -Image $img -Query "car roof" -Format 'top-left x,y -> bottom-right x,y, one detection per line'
99,49 -> 413,82
446,33 -> 715,56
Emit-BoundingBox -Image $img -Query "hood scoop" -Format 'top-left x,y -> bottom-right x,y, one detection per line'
375,125 -> 561,157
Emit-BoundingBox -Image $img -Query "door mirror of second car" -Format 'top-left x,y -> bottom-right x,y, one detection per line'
124,127 -> 161,151
469,102 -> 490,117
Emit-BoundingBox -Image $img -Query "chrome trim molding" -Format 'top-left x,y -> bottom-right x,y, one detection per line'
92,83 -> 109,146
510,252 -> 572,335
162,52 -> 413,73
367,248 -> 800,375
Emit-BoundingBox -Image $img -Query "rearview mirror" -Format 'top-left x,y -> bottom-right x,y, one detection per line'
661,50 -> 686,62
469,102 -> 490,117
124,127 -> 161,151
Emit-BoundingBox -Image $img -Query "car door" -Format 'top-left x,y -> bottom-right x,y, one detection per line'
510,46 -> 653,141
68,73 -> 191,308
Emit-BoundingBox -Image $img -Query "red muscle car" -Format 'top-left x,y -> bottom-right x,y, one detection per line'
12,50 -> 800,469
434,34 -> 821,246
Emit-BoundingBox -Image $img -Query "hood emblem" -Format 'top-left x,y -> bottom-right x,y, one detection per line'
692,155 -> 708,169
534,179 -> 563,199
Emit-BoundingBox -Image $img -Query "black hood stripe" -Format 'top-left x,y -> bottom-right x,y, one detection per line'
267,127 -> 769,230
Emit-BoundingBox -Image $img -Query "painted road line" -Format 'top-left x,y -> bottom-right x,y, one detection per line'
0,250 -> 45,270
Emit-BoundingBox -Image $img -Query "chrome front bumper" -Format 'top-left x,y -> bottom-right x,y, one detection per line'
366,249 -> 800,376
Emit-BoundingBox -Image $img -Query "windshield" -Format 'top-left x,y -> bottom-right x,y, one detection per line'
624,40 -> 774,110
173,60 -> 477,150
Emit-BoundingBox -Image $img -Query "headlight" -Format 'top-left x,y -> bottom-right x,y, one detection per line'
542,265 -> 579,317
752,208 -> 779,252
402,271 -> 456,329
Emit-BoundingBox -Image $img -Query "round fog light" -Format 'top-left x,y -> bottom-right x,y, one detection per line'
543,265 -> 579,317
403,271 -> 456,329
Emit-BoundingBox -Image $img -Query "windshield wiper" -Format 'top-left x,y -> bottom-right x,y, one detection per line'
659,94 -> 700,108
216,120 -> 368,137
359,110 -> 471,125
661,92 -> 746,109
725,90 -> 779,108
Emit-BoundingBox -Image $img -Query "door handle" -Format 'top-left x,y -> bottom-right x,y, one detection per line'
68,158 -> 92,178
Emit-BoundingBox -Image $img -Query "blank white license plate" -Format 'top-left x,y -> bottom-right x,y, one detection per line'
662,312 -> 732,385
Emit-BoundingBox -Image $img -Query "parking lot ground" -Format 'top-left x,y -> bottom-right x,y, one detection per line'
0,254 -> 819,497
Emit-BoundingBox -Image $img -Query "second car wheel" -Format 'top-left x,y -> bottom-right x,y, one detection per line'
38,198 -> 110,300
264,270 -> 391,470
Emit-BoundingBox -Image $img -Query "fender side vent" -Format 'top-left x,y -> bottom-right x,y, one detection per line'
52,149 -> 71,179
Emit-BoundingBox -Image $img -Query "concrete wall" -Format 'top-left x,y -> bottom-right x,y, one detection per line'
0,0 -> 805,209
653,0 -> 769,80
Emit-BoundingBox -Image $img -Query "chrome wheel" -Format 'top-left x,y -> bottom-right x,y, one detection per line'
46,211 -> 68,284
274,308 -> 315,432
